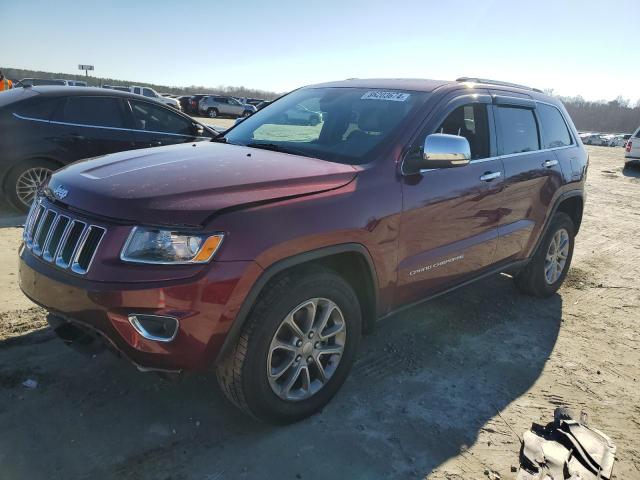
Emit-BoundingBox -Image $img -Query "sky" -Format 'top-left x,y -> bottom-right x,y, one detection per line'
1,0 -> 638,103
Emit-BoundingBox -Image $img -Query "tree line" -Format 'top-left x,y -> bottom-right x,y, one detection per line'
559,96 -> 640,134
1,67 -> 281,101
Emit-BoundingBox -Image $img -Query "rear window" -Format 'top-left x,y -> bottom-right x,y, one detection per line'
537,103 -> 572,148
60,96 -> 126,128
496,106 -> 540,155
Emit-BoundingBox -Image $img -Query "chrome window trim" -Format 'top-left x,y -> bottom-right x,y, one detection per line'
12,113 -> 211,140
417,144 -> 575,173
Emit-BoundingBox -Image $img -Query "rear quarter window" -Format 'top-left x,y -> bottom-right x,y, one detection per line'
496,106 -> 540,155
537,103 -> 573,148
12,97 -> 62,120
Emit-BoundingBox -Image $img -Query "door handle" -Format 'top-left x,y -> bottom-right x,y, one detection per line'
480,171 -> 502,182
542,159 -> 558,168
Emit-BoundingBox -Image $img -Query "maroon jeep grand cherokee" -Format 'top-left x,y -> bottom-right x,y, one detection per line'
19,78 -> 587,423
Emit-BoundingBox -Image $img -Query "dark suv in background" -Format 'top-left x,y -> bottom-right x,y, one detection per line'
19,78 -> 587,424
0,86 -> 218,210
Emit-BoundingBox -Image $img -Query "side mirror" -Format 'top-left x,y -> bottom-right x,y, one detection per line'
403,133 -> 471,174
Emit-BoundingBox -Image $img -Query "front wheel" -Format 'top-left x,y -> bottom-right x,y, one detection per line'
208,108 -> 218,118
514,212 -> 575,297
6,160 -> 58,212
242,110 -> 252,118
216,267 -> 362,424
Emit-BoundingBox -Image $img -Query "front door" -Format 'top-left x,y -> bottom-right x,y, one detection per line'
396,96 -> 504,307
128,99 -> 200,148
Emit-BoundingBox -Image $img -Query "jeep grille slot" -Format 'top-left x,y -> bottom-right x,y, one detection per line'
72,226 -> 106,274
22,199 -> 106,275
43,216 -> 70,262
57,220 -> 86,268
33,210 -> 56,255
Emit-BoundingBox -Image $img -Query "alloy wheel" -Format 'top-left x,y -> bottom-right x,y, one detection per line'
544,228 -> 570,284
267,298 -> 346,401
15,167 -> 52,208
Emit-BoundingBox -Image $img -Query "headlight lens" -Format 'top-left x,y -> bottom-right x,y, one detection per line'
121,227 -> 223,264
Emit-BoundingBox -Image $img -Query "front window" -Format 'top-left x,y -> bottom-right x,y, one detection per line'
224,87 -> 429,164
130,100 -> 193,135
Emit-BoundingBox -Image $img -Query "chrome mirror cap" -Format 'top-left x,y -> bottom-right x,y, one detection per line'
402,133 -> 472,175
423,133 -> 471,166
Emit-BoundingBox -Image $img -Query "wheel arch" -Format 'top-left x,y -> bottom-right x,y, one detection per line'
527,190 -> 584,260
215,243 -> 379,364
555,194 -> 584,234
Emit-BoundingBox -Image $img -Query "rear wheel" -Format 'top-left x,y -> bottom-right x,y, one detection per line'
208,108 -> 218,118
7,160 -> 58,212
514,212 -> 575,297
216,267 -> 361,424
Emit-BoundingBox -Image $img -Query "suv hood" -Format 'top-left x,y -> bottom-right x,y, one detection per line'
47,142 -> 358,226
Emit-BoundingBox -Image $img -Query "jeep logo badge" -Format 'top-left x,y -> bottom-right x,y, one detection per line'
53,185 -> 68,200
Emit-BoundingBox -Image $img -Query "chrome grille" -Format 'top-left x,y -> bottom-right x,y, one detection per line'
23,200 -> 106,275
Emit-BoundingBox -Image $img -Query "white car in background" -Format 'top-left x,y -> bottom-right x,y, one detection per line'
624,126 -> 640,167
130,85 -> 181,110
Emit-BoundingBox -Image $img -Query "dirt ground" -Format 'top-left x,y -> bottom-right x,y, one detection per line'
0,146 -> 638,480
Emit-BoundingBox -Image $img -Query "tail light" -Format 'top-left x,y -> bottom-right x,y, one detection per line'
627,141 -> 633,153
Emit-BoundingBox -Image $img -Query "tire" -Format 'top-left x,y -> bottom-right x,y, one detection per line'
207,108 -> 218,118
216,266 -> 362,424
514,212 -> 575,297
6,159 -> 58,212
242,110 -> 252,118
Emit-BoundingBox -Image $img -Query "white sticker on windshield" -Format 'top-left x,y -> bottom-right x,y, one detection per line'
361,91 -> 411,102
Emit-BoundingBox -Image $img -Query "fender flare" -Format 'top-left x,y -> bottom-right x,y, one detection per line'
215,243 -> 379,363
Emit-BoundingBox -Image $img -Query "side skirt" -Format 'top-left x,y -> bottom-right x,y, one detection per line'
378,258 -> 529,321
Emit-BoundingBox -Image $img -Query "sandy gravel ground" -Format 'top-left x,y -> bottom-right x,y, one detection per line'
0,146 -> 638,480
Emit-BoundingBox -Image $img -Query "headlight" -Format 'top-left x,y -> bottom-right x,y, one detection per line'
121,227 -> 223,264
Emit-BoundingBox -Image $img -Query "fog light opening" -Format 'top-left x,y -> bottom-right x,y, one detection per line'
128,314 -> 179,342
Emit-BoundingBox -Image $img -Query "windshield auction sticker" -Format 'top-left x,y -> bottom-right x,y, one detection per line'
361,91 -> 411,102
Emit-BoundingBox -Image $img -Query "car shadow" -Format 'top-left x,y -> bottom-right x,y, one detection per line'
0,273 -> 562,479
622,163 -> 640,178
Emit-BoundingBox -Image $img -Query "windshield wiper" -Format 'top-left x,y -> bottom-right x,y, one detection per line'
211,135 -> 228,143
245,142 -> 306,156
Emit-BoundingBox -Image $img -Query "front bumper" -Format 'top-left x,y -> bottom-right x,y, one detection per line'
19,248 -> 262,371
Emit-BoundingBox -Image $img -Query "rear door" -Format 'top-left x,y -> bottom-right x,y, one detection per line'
492,96 -> 564,262
127,98 -> 204,148
396,93 -> 504,306
227,97 -> 245,116
50,95 -> 135,161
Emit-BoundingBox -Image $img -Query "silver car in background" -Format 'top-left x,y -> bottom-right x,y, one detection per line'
198,96 -> 257,118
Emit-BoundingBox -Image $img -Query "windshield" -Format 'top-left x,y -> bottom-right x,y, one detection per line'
224,87 -> 429,164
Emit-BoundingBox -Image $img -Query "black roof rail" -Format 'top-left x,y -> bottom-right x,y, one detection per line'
456,77 -> 543,93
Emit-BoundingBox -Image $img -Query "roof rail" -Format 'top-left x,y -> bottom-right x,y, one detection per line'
456,77 -> 543,93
